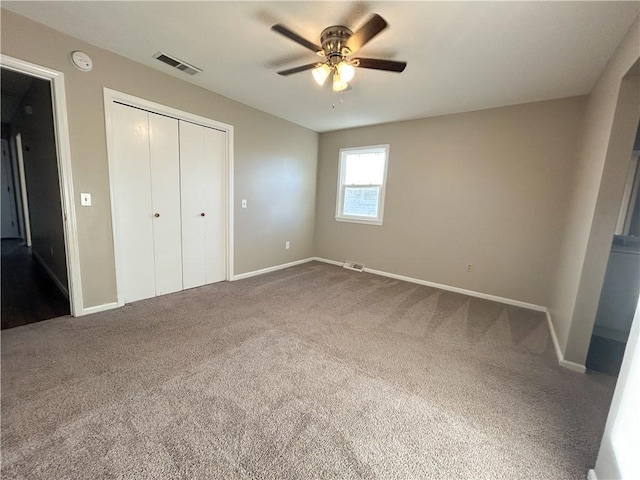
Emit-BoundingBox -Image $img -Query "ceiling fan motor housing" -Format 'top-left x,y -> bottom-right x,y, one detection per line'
320,26 -> 353,64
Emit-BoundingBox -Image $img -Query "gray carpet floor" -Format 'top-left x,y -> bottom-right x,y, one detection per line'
1,261 -> 616,479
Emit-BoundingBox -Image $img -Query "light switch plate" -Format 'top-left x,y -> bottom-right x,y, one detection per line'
80,193 -> 92,206
241,199 -> 247,209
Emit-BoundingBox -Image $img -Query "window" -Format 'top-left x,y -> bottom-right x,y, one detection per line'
335,145 -> 389,225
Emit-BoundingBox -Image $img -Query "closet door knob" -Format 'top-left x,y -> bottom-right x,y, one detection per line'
154,213 -> 160,218
200,213 -> 205,217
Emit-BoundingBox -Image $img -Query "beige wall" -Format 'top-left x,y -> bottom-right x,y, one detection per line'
12,76 -> 68,290
315,97 -> 585,307
0,10 -> 318,309
550,16 -> 640,364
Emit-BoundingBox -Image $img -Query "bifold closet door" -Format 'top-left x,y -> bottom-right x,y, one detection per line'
112,104 -> 181,303
113,104 -> 155,302
179,121 -> 226,289
148,113 -> 182,296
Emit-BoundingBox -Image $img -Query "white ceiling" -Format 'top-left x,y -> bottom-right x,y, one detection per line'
3,1 -> 639,132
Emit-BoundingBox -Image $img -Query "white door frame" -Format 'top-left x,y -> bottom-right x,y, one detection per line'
103,88 -> 235,307
14,133 -> 32,246
0,54 -> 83,316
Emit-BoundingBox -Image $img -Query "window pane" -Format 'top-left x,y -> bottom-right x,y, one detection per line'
343,186 -> 380,217
344,152 -> 385,185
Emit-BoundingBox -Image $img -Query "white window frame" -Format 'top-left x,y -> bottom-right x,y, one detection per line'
335,144 -> 389,226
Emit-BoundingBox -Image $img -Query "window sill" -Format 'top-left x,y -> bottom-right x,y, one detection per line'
335,216 -> 383,226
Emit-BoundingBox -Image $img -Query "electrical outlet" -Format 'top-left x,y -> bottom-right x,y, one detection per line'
285,241 -> 290,250
466,264 -> 473,272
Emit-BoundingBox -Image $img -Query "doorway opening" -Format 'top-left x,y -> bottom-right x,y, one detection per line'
586,122 -> 640,375
1,68 -> 69,328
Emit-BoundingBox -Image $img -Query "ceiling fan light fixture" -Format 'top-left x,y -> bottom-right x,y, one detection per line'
312,64 -> 331,85
337,61 -> 355,83
332,71 -> 348,92
272,13 -> 407,91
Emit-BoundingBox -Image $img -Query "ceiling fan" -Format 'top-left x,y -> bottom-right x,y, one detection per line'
271,14 -> 407,92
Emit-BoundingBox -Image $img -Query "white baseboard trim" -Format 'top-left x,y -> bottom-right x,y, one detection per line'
545,310 -> 565,369
32,249 -> 69,299
587,469 -> 597,480
311,257 -> 345,267
316,257 -> 548,312
313,257 -> 587,374
364,265 -> 548,311
238,256 -> 544,314
559,358 -> 587,374
231,257 -> 315,281
78,302 -> 119,316
544,310 -> 587,374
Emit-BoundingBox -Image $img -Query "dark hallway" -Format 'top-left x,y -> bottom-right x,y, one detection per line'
2,67 -> 71,329
1,239 -> 69,329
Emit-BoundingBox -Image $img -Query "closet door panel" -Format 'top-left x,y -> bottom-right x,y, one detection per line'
180,121 -> 226,288
179,121 -> 207,289
202,127 -> 226,284
149,113 -> 182,295
112,104 -> 155,302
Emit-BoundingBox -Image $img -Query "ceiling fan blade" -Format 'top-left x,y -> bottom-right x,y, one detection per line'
345,14 -> 388,54
353,58 -> 407,73
277,63 -> 321,76
271,24 -> 322,54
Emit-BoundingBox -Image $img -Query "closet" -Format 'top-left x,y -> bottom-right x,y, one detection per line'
111,102 -> 226,304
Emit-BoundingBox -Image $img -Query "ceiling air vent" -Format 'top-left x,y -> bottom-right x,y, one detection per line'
153,52 -> 202,76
